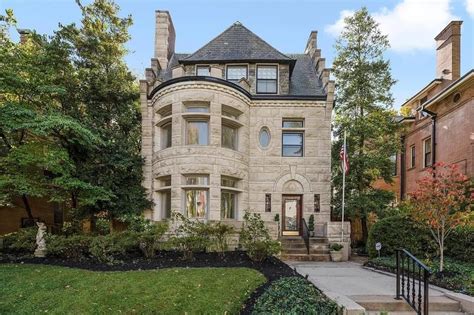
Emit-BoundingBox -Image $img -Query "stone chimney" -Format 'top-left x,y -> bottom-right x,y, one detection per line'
154,10 -> 175,70
435,21 -> 462,81
18,29 -> 32,44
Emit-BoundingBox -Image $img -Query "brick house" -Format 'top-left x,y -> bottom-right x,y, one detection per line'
140,11 -> 349,250
392,21 -> 473,199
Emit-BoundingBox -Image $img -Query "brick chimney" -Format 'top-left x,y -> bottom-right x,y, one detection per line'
435,21 -> 462,81
17,29 -> 32,44
154,10 -> 175,70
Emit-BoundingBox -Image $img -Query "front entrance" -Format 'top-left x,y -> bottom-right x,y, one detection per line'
282,195 -> 302,236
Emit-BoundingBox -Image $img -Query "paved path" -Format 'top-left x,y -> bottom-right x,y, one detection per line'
287,261 -> 446,297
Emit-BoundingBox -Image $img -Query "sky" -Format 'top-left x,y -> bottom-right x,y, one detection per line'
1,0 -> 473,109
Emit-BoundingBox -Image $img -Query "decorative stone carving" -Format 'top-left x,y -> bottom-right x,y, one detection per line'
34,222 -> 47,258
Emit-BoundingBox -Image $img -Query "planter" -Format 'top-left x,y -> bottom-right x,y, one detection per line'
330,251 -> 343,262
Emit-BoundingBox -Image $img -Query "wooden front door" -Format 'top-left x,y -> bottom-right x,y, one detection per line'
282,195 -> 302,236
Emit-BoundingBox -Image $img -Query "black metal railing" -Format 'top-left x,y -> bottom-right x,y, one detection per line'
301,218 -> 310,255
396,249 -> 431,315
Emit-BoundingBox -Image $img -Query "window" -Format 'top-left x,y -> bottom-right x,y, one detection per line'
221,176 -> 237,188
390,154 -> 397,176
424,138 -> 432,168
282,133 -> 304,157
314,194 -> 320,212
161,122 -> 172,149
158,175 -> 171,187
410,145 -> 416,168
185,175 -> 209,186
186,120 -> 208,145
196,65 -> 210,76
158,105 -> 172,118
185,105 -> 209,113
222,105 -> 241,120
226,66 -> 248,83
282,120 -> 304,128
265,194 -> 271,212
257,65 -> 278,94
185,189 -> 208,218
222,124 -> 237,150
259,127 -> 270,148
161,190 -> 171,219
221,191 -> 236,219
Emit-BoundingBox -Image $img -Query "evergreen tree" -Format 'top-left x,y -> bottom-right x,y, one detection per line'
331,8 -> 400,243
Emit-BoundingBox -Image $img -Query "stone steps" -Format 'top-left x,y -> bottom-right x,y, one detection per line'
351,295 -> 463,313
280,236 -> 331,261
280,253 -> 331,262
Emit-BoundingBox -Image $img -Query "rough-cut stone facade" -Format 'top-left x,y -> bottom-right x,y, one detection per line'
140,11 -> 348,240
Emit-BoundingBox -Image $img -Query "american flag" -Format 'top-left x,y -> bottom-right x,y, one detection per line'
339,143 -> 349,175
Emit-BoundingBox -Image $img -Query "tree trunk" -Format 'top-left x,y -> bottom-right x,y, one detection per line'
361,216 -> 369,244
21,194 -> 34,220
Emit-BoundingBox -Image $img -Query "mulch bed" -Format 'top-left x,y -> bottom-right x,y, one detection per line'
0,251 -> 300,314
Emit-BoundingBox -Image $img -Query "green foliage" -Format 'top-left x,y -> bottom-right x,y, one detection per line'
331,7 -> 400,242
367,215 -> 436,258
308,214 -> 315,232
117,214 -> 153,233
137,222 -> 168,258
445,226 -> 474,263
329,243 -> 343,251
205,222 -> 235,257
252,277 -> 341,315
239,211 -> 281,262
89,231 -> 140,264
46,234 -> 92,260
166,212 -> 210,261
1,227 -> 36,254
95,218 -> 111,235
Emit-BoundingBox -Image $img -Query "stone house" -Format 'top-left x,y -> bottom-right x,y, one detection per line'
140,11 -> 348,247
379,21 -> 473,200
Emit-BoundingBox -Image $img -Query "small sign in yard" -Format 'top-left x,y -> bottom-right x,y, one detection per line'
375,242 -> 382,257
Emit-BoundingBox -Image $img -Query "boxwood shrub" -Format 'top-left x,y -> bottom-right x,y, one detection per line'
445,226 -> 474,263
1,227 -> 37,255
252,277 -> 341,315
367,215 -> 436,258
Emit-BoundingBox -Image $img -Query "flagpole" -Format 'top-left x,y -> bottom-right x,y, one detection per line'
341,131 -> 346,242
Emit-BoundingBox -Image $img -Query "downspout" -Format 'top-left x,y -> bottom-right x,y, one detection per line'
400,135 -> 406,200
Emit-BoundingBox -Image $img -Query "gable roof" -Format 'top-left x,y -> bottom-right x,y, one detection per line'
181,22 -> 294,64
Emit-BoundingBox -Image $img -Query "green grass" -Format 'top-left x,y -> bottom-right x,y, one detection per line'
0,264 -> 266,314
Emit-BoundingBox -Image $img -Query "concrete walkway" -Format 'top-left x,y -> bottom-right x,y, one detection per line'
287,261 -> 471,314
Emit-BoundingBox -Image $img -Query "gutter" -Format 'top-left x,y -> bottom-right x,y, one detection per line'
423,69 -> 474,109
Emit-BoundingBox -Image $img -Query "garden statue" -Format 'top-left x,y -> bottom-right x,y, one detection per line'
34,222 -> 47,257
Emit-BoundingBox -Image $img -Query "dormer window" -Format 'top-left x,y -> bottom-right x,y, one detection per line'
196,65 -> 210,76
257,65 -> 278,94
226,65 -> 248,83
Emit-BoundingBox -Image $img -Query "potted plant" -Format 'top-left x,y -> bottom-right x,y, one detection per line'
329,243 -> 344,262
308,214 -> 315,237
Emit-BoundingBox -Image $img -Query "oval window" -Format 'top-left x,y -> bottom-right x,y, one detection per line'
259,127 -> 270,148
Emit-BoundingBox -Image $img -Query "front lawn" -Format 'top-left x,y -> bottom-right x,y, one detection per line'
0,264 -> 266,314
366,256 -> 474,296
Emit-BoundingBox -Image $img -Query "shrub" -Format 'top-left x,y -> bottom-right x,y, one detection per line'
367,215 -> 436,258
117,214 -> 153,233
95,218 -> 111,235
138,222 -> 168,258
308,214 -> 315,232
166,212 -> 210,261
239,211 -> 281,262
445,226 -> 474,263
1,227 -> 37,255
252,277 -> 341,315
330,243 -> 343,251
205,222 -> 234,257
89,231 -> 140,264
46,234 -> 92,260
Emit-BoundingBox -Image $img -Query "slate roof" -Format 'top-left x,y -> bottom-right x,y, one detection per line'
287,54 -> 324,96
181,22 -> 293,63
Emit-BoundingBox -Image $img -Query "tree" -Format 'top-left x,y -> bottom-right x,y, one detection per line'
52,0 -> 151,221
0,11 -> 110,221
331,8 -> 400,243
409,162 -> 472,271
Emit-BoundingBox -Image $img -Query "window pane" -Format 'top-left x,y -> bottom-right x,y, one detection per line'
161,123 -> 172,149
196,66 -> 210,76
222,125 -> 237,150
283,133 -> 303,145
257,80 -> 277,93
257,66 -> 277,79
221,176 -> 237,188
227,66 -> 247,82
283,120 -> 304,128
411,146 -> 416,168
185,175 -> 209,185
265,193 -> 271,212
159,176 -> 171,187
259,128 -> 270,148
282,146 -> 303,157
221,191 -> 236,219
186,106 -> 209,113
187,121 -> 208,145
186,189 -> 207,218
161,190 -> 171,218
